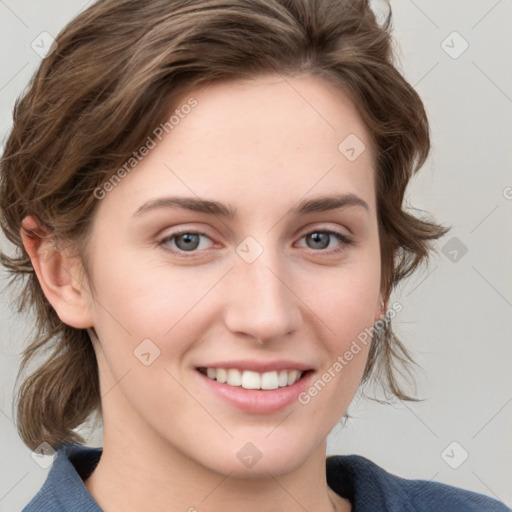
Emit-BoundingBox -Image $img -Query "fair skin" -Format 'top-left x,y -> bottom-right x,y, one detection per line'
22,73 -> 385,512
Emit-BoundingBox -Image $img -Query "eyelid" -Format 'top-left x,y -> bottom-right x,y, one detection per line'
158,228 -> 214,254
294,228 -> 354,254
157,225 -> 354,257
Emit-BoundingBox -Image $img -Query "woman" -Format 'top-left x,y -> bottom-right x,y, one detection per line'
0,0 -> 508,511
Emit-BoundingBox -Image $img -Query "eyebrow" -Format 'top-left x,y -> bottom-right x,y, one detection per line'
133,193 -> 370,219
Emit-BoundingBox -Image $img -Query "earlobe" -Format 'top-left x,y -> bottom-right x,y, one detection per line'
20,215 -> 94,329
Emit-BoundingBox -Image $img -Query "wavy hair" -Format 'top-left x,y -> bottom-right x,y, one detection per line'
0,0 -> 449,449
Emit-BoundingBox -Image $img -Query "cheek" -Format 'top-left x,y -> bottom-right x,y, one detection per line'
86,256 -> 205,408
310,256 -> 381,335
300,268 -> 378,410
306,257 -> 380,391
87,253 -> 230,382
88,250 -> 199,334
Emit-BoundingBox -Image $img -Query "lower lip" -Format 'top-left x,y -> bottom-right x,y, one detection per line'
197,370 -> 315,414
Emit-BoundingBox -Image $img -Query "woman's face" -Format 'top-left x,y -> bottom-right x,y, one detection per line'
81,73 -> 383,477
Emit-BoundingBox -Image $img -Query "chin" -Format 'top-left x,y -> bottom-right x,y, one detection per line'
189,436 -> 320,480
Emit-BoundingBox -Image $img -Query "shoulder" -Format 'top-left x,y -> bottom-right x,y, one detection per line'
21,480 -> 59,512
326,454 -> 510,512
21,444 -> 102,512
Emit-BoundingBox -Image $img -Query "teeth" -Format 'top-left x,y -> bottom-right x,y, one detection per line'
227,368 -> 242,386
287,370 -> 300,385
217,368 -> 227,383
261,371 -> 279,390
202,368 -> 304,390
277,370 -> 288,387
241,370 -> 260,389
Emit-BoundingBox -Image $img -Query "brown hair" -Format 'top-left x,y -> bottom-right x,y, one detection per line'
0,0 -> 449,450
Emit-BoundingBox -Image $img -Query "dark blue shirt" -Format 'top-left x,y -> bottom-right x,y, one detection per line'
22,444 -> 510,511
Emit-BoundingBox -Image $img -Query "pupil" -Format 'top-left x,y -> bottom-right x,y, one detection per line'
177,233 -> 199,251
309,232 -> 328,249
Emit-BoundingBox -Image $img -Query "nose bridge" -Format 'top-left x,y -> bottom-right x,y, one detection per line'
223,237 -> 301,342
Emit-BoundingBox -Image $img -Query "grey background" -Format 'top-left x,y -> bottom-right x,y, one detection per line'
1,1 -> 511,510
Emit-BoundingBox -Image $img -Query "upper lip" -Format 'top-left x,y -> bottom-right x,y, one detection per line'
196,360 -> 313,373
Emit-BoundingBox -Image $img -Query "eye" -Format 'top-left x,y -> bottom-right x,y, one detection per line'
159,230 -> 213,254
297,229 -> 353,254
158,227 -> 354,258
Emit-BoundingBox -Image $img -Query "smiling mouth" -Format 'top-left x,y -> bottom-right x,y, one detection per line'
197,367 -> 310,390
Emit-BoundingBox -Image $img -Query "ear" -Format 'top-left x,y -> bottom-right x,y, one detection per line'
20,215 -> 94,329
374,293 -> 387,324
375,247 -> 395,323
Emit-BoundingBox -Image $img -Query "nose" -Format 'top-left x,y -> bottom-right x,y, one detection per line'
222,246 -> 302,344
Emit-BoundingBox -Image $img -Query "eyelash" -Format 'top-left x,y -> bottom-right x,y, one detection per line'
158,228 -> 354,258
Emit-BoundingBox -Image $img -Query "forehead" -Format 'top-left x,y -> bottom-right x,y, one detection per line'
174,73 -> 373,162
95,73 -> 376,220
